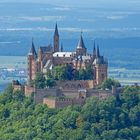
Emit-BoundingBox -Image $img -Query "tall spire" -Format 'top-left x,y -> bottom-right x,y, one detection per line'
29,38 -> 37,58
77,31 -> 85,49
53,23 -> 59,52
93,41 -> 96,58
54,22 -> 59,36
97,45 -> 100,58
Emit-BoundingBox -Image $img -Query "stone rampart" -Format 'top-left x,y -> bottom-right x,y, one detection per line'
43,98 -> 85,108
57,80 -> 94,90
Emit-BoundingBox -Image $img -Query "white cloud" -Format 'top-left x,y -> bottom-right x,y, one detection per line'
0,16 -> 65,22
107,16 -> 124,20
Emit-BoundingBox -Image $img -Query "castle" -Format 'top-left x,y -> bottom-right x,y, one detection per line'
27,23 -> 108,86
20,23 -> 110,108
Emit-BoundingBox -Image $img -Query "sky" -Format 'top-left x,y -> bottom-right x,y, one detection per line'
0,0 -> 140,9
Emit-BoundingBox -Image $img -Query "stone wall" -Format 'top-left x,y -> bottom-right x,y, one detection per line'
57,80 -> 94,90
35,88 -> 62,103
43,98 -> 85,108
87,88 -> 115,99
43,98 -> 56,108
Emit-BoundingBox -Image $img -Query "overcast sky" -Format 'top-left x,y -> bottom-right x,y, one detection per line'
0,0 -> 140,9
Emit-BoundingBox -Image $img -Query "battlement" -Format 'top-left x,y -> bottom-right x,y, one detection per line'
43,97 -> 85,108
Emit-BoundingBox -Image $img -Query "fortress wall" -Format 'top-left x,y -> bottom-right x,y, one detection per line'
55,98 -> 73,108
35,88 -> 62,103
87,89 -> 113,99
43,98 -> 85,108
62,90 -> 79,98
57,80 -> 94,90
43,98 -> 56,108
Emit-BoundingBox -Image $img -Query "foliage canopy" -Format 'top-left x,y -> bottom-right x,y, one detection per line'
0,85 -> 140,139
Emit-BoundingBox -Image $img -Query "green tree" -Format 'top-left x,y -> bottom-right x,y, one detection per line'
53,65 -> 67,80
101,78 -> 121,90
34,72 -> 46,89
46,78 -> 56,88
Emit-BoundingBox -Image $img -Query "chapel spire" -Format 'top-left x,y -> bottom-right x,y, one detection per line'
29,38 -> 37,58
53,23 -> 59,52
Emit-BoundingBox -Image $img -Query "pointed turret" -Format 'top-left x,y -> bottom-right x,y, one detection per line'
27,38 -> 37,85
53,23 -> 59,52
54,23 -> 59,36
29,38 -> 37,58
76,31 -> 87,56
77,32 -> 85,49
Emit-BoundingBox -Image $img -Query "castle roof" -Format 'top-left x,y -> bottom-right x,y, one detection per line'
39,45 -> 53,53
53,52 -> 74,57
93,56 -> 108,65
77,33 -> 86,49
28,39 -> 37,58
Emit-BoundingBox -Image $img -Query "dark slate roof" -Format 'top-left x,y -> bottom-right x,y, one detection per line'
77,34 -> 86,49
54,23 -> 59,36
93,56 -> 108,65
39,45 -> 53,54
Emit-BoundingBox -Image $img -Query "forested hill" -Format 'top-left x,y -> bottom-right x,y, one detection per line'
0,85 -> 140,139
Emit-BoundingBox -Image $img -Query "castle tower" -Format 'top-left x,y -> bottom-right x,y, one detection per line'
76,32 -> 87,56
53,23 -> 59,52
27,39 -> 37,85
93,46 -> 108,85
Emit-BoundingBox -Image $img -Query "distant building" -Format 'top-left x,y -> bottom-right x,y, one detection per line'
27,23 -> 108,87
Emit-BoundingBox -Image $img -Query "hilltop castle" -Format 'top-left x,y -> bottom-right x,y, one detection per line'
12,23 -> 111,108
27,23 -> 108,87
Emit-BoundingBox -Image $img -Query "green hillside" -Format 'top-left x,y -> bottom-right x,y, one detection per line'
0,85 -> 140,140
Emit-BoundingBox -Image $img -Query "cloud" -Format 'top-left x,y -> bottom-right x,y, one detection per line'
53,7 -> 70,11
106,16 -> 124,20
0,16 -> 66,22
20,16 -> 65,22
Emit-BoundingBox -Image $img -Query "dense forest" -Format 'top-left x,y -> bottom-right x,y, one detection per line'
0,84 -> 140,140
